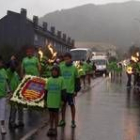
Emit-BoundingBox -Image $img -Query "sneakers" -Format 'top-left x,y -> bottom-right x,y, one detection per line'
52,129 -> 57,136
58,120 -> 76,128
47,128 -> 54,136
17,122 -> 24,128
47,128 -> 57,137
1,125 -> 6,134
71,121 -> 76,128
58,120 -> 66,127
9,123 -> 18,129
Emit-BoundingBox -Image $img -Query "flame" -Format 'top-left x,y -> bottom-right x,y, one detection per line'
131,56 -> 138,62
47,43 -> 57,62
136,52 -> 139,57
48,43 -> 54,55
38,49 -> 43,60
126,66 -> 133,74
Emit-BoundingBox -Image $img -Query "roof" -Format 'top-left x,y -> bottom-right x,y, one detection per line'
91,55 -> 107,60
70,48 -> 91,51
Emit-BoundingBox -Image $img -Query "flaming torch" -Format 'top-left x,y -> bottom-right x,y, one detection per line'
38,48 -> 43,61
126,66 -> 133,74
47,43 -> 57,63
136,52 -> 139,57
131,56 -> 138,62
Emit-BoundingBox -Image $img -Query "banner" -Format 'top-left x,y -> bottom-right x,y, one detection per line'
10,75 -> 47,108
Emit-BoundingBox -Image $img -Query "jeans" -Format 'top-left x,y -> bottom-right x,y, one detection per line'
9,103 -> 23,125
0,97 -> 6,121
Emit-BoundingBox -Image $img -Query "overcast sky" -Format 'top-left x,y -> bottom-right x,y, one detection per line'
0,0 -> 139,19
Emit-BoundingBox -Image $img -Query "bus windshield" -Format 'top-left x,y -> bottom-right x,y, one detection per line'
70,50 -> 87,61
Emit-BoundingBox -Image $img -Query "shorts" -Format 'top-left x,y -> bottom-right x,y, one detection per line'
0,97 -> 6,121
62,93 -> 75,106
48,108 -> 59,112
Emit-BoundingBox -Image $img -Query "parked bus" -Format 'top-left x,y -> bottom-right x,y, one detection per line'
70,48 -> 92,61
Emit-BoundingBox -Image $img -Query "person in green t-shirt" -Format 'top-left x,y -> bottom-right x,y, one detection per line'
21,48 -> 41,77
0,56 -> 9,134
117,63 -> 123,77
45,66 -> 66,136
58,55 -> 65,69
86,59 -> 92,86
82,60 -> 92,87
58,53 -> 81,128
78,61 -> 86,89
7,61 -> 24,129
126,60 -> 134,87
46,62 -> 53,78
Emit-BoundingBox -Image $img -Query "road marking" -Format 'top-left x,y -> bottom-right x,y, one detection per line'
78,77 -> 106,96
20,129 -> 38,140
20,122 -> 49,140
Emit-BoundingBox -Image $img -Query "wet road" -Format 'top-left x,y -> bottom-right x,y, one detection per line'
1,104 -> 49,140
31,76 -> 140,140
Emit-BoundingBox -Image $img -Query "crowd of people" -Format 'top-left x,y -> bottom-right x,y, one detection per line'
0,47 -> 96,136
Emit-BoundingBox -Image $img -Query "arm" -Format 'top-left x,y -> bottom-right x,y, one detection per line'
6,79 -> 11,94
74,78 -> 81,94
74,67 -> 81,94
61,89 -> 66,100
61,77 -> 66,99
36,58 -> 41,75
20,61 -> 25,79
38,62 -> 41,75
44,90 -> 48,101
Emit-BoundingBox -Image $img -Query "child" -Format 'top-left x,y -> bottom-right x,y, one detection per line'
59,53 -> 80,128
78,61 -> 86,89
0,56 -> 9,134
45,66 -> 65,136
7,61 -> 24,129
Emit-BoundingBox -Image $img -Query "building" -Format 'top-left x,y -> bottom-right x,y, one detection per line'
0,8 -> 75,56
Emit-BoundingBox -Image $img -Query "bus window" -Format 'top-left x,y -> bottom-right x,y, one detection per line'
70,48 -> 92,61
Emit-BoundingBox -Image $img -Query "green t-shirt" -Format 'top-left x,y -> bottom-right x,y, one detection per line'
46,65 -> 53,78
107,63 -> 113,72
112,62 -> 118,71
60,64 -> 78,94
46,76 -> 65,108
82,62 -> 89,73
78,65 -> 85,76
135,62 -> 140,73
59,61 -> 65,68
88,63 -> 93,73
0,68 -> 8,98
7,69 -> 20,92
22,56 -> 39,76
116,64 -> 122,73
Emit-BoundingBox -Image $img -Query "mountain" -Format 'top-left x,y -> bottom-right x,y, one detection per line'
40,1 -> 140,50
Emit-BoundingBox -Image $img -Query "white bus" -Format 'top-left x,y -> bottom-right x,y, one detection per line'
70,48 -> 92,61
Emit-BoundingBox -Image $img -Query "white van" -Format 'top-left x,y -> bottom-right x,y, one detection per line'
91,55 -> 108,76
